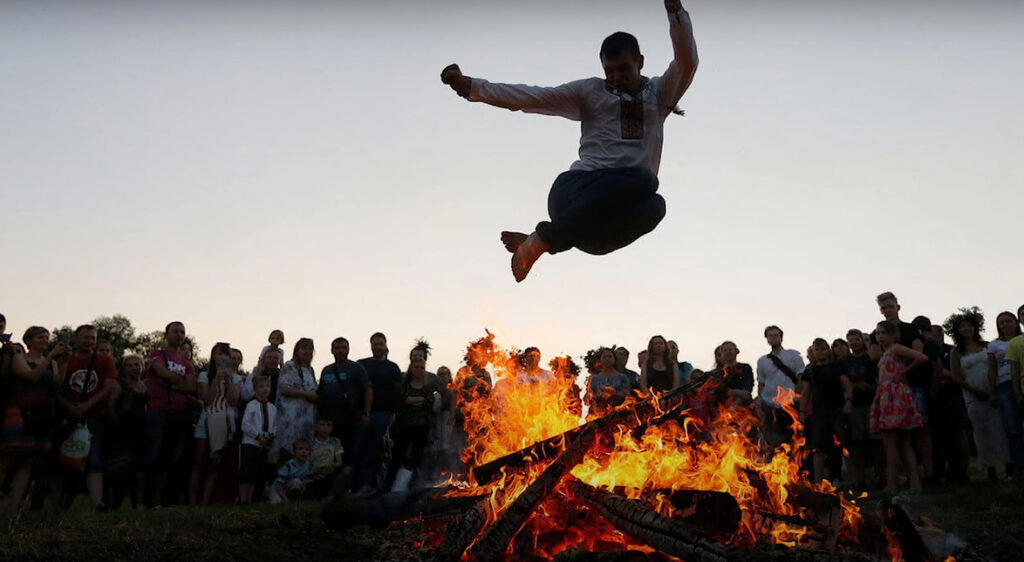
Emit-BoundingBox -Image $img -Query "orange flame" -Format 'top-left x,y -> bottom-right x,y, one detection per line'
447,335 -> 865,557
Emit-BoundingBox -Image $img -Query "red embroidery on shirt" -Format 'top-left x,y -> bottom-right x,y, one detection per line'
620,97 -> 644,139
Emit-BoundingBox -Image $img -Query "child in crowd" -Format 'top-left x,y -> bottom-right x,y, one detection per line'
798,338 -> 853,483
260,330 -> 285,368
271,439 -> 314,504
239,375 -> 277,504
310,418 -> 344,498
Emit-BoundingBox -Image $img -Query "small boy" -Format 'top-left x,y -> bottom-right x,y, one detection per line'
259,330 -> 285,367
239,375 -> 277,504
310,418 -> 345,498
798,338 -> 853,484
271,439 -> 314,504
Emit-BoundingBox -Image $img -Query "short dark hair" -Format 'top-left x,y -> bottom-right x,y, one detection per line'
831,338 -> 847,347
910,315 -> 931,334
331,336 -> 349,347
165,321 -> 184,334
74,324 -> 97,335
876,291 -> 897,305
846,328 -> 863,338
0,313 -> 6,324
293,438 -> 310,450
600,32 -> 641,60
763,325 -> 783,338
370,332 -> 387,343
1018,304 -> 1024,316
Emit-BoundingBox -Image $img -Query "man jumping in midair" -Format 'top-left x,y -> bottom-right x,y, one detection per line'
442,0 -> 698,282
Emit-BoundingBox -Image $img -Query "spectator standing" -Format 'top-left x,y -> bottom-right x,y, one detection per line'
276,338 -> 318,462
1005,305 -> 1024,413
640,335 -> 678,393
841,329 -> 880,490
143,321 -> 197,507
926,323 -> 970,485
870,321 -> 927,494
586,348 -> 632,417
798,338 -> 853,483
0,327 -> 67,513
755,325 -> 805,449
189,342 -> 241,505
386,358 -> 439,492
238,375 -> 277,504
107,354 -> 148,510
55,324 -> 118,510
354,332 -> 402,494
318,337 -> 371,466
712,341 -> 754,405
987,311 -> 1024,477
614,347 -> 641,390
950,314 -> 1006,481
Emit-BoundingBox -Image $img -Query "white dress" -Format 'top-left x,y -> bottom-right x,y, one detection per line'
274,361 -> 317,457
960,348 -> 1007,469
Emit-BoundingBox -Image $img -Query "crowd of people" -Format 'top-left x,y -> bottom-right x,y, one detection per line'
0,291 -> 1022,514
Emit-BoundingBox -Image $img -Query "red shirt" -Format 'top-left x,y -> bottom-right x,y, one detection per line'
62,353 -> 117,416
146,349 -> 195,413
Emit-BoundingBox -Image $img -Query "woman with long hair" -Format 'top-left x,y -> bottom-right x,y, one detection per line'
276,338 -> 318,463
188,342 -> 241,504
987,311 -> 1024,477
870,321 -> 927,493
640,335 -> 678,393
386,357 -> 438,492
0,327 -> 68,513
949,313 -> 1006,480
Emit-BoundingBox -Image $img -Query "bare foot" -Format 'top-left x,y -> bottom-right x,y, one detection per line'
500,231 -> 528,254
510,232 -> 550,283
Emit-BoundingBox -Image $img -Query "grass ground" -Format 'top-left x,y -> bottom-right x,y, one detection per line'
0,479 -> 1020,561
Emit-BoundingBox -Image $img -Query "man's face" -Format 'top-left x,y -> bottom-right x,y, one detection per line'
813,344 -> 832,363
76,329 -> 98,353
166,323 -> 186,347
370,337 -> 388,359
765,329 -> 783,349
0,319 -> 6,334
438,368 -> 452,386
847,333 -> 865,353
332,340 -> 350,362
602,53 -> 644,94
525,350 -> 541,369
262,351 -> 282,370
878,299 -> 900,322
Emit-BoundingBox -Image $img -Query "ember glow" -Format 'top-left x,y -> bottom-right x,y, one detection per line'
446,334 -> 867,559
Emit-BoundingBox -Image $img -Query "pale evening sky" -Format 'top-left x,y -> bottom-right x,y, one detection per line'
2,1 -> 1022,374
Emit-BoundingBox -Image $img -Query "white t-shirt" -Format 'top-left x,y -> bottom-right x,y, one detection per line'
755,349 -> 806,408
987,339 -> 1013,385
198,371 -> 243,413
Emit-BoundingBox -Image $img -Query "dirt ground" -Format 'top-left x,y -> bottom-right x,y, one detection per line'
1,479 -> 1020,561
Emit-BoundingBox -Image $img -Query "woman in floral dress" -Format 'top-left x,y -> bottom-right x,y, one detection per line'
870,320 -> 928,493
275,338 -> 318,462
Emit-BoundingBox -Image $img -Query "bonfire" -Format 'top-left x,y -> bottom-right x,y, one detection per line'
325,332 -> 957,562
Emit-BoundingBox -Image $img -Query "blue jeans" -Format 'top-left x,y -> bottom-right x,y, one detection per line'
537,167 -> 665,255
85,416 -> 107,475
353,411 -> 392,490
143,411 -> 191,468
995,382 -> 1024,467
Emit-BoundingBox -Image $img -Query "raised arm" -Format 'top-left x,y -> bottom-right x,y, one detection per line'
441,63 -> 587,120
657,0 -> 699,113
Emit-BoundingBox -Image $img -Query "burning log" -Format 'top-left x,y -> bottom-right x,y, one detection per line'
569,476 -> 740,562
434,501 -> 490,562
472,375 -> 721,485
877,500 -> 932,562
571,477 -> 883,562
468,432 -> 594,561
320,487 -> 489,530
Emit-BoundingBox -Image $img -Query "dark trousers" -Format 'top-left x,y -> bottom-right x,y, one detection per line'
536,167 -> 665,255
386,424 -> 430,489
